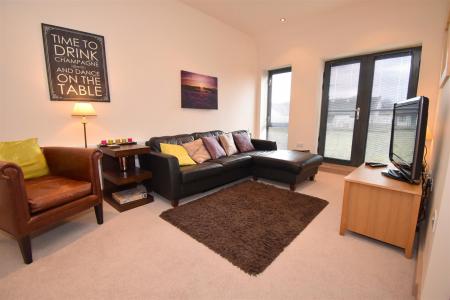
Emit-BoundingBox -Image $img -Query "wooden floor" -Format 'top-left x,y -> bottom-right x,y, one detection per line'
319,162 -> 355,175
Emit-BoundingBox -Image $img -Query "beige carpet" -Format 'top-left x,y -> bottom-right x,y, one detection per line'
0,172 -> 415,299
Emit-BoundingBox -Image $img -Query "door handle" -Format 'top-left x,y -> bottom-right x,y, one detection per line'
355,107 -> 360,121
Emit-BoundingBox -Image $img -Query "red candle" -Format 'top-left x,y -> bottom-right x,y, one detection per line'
128,138 -> 133,142
101,140 -> 107,145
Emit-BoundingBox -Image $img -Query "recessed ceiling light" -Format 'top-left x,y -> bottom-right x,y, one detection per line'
280,18 -> 287,22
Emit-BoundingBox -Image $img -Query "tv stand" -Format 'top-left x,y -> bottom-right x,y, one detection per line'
381,168 -> 410,183
340,164 -> 422,258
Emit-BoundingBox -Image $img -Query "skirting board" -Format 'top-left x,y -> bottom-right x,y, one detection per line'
319,163 -> 355,175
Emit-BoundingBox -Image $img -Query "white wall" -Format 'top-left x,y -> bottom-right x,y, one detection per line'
420,51 -> 450,299
256,0 -> 448,151
0,0 -> 258,146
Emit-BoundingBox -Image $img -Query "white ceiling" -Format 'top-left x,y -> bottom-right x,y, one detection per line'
180,0 -> 372,38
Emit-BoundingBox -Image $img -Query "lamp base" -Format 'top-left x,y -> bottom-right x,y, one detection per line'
83,122 -> 87,148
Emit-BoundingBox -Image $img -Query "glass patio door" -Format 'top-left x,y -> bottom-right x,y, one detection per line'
318,47 -> 421,166
319,61 -> 361,163
364,54 -> 415,163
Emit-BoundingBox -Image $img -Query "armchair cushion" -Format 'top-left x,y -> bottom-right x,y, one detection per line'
0,138 -> 49,179
25,175 -> 92,213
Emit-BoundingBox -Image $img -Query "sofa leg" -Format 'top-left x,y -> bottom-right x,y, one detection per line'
289,184 -> 296,192
171,200 -> 179,207
94,203 -> 103,225
253,176 -> 258,181
18,236 -> 32,264
309,175 -> 316,181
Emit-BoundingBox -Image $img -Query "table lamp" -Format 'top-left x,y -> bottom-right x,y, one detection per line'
72,102 -> 97,148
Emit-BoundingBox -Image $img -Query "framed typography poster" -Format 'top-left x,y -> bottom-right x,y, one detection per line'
42,23 -> 110,102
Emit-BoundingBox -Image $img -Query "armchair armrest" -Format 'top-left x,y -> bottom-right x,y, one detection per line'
0,161 -> 31,236
139,151 -> 181,200
251,139 -> 277,151
42,147 -> 103,196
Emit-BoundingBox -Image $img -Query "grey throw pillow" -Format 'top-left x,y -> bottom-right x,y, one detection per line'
182,139 -> 211,163
202,136 -> 226,159
233,132 -> 255,153
219,133 -> 238,156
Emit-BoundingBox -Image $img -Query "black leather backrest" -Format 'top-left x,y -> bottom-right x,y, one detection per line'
231,129 -> 251,137
192,130 -> 223,140
147,134 -> 195,152
147,130 -> 249,152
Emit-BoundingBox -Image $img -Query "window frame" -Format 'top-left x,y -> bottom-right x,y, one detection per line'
266,66 -> 292,139
318,47 -> 421,166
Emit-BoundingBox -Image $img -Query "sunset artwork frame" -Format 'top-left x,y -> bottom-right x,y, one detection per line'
181,70 -> 218,109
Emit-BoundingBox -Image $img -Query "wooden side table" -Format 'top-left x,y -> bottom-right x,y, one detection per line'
339,164 -> 422,258
99,145 -> 154,212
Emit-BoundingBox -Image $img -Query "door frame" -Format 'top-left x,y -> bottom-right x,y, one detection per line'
318,47 -> 422,166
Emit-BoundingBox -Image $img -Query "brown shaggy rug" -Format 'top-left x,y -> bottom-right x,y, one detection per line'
160,180 -> 328,275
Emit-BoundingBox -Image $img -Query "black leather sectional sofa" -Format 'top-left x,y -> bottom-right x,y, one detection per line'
139,130 -> 323,207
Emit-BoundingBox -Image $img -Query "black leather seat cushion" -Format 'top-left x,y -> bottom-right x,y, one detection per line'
210,155 -> 252,169
180,162 -> 223,183
243,151 -> 274,157
252,150 -> 323,173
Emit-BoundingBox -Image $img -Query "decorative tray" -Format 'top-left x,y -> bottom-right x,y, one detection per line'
98,142 -> 137,147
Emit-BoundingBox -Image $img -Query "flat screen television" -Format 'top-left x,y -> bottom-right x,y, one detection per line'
384,96 -> 429,184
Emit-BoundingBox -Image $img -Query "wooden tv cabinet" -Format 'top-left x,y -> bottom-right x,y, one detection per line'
339,164 -> 422,258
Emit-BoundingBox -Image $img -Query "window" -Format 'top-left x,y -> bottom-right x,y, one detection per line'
365,55 -> 413,162
267,67 -> 292,149
318,47 -> 421,166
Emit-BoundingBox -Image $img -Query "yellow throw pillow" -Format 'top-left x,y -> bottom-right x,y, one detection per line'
0,138 -> 50,179
160,143 -> 196,166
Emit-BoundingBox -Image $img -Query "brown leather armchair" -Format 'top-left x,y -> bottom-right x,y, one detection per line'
0,147 -> 103,264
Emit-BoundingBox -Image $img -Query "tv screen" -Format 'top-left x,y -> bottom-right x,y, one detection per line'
389,96 -> 428,183
392,102 -> 419,169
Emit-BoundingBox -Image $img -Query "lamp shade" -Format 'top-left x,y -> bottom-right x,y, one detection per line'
72,103 -> 97,116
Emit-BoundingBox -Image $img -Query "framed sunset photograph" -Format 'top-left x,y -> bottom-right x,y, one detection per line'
181,70 -> 218,109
